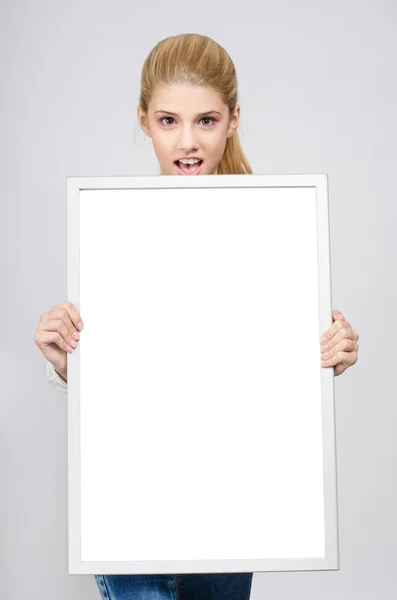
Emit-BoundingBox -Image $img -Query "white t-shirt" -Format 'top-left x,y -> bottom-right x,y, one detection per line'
46,360 -> 67,393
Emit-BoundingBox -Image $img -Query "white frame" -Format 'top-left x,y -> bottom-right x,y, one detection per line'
67,174 -> 338,575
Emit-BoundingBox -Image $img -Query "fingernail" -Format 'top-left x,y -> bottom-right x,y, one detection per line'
78,321 -> 84,330
320,336 -> 326,343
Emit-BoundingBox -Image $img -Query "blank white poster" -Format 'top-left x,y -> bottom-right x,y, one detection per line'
66,175 -> 337,574
76,184 -> 325,564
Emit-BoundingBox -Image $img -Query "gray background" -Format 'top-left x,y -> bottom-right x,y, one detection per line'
1,0 -> 395,598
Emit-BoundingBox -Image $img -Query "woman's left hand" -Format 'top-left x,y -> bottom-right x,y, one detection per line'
320,309 -> 359,376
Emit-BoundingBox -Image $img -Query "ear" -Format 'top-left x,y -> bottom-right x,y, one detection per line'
227,103 -> 240,138
137,105 -> 152,138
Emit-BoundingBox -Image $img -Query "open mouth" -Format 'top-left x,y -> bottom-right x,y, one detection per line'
174,160 -> 203,175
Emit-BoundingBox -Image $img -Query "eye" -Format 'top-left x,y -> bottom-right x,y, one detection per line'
159,116 -> 217,128
200,117 -> 216,126
160,117 -> 175,127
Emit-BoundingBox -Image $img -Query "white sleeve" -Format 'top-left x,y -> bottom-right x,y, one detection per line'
46,360 -> 68,393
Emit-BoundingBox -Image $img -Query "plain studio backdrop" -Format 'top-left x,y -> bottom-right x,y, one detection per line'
1,1 -> 395,599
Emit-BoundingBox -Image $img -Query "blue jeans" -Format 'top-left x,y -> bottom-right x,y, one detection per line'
95,573 -> 253,599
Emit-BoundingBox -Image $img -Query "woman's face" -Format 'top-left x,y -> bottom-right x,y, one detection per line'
137,84 -> 240,175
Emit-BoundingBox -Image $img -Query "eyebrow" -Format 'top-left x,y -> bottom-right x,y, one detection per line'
154,110 -> 222,117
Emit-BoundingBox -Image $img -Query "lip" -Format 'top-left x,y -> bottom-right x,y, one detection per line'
174,160 -> 203,176
175,156 -> 203,161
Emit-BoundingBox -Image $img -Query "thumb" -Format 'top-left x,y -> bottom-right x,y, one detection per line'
333,309 -> 345,321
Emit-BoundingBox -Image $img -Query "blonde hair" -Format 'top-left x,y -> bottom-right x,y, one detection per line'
138,33 -> 252,175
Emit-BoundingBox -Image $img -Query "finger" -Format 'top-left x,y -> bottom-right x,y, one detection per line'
320,319 -> 351,344
321,323 -> 354,351
321,350 -> 358,369
48,301 -> 84,331
46,305 -> 83,338
42,317 -> 78,350
334,362 -> 349,376
37,322 -> 75,352
44,309 -> 79,344
321,338 -> 358,361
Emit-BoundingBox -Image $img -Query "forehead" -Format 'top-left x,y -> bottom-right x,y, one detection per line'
149,83 -> 226,115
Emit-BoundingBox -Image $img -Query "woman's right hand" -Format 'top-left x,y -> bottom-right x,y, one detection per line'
34,301 -> 84,381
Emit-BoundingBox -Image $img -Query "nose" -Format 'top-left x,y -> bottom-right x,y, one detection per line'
177,125 -> 198,153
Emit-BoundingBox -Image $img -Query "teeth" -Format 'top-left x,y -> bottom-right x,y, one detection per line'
178,158 -> 200,164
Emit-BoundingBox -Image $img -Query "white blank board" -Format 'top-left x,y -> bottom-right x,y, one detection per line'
67,174 -> 338,575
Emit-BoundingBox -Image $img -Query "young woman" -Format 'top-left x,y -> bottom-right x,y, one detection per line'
35,33 -> 359,600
